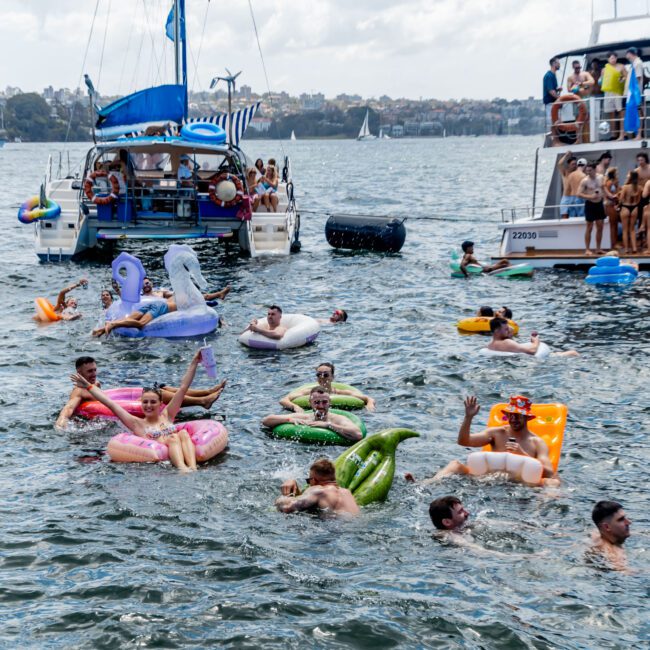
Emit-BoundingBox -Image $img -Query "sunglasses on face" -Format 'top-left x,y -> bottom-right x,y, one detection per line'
316,371 -> 331,378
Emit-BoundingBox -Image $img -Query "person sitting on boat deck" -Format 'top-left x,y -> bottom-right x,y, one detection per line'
558,153 -> 586,218
56,356 -> 226,430
47,278 -> 88,321
317,308 -> 348,325
142,276 -> 231,303
587,500 -> 631,571
261,164 -> 279,212
243,305 -> 287,340
459,241 -> 510,276
487,316 -> 579,357
108,160 -> 127,195
254,158 -> 266,180
263,387 -> 364,442
428,395 -> 559,486
177,154 -> 194,187
495,306 -> 513,320
429,496 -> 470,531
567,60 -> 595,98
100,289 -> 114,311
477,306 -> 494,317
275,458 -> 360,516
619,170 -> 642,254
245,168 -> 262,212
279,362 -> 376,413
70,351 -> 208,472
577,161 -> 607,255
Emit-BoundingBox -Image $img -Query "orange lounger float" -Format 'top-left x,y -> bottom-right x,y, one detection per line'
34,297 -> 60,322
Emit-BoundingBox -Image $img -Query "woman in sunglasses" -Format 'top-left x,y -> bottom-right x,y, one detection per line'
70,351 -> 205,472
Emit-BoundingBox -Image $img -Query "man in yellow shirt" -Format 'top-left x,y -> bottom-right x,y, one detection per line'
602,52 -> 626,140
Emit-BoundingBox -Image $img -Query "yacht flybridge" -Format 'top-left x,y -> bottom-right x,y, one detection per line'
31,0 -> 300,262
495,1 -> 650,268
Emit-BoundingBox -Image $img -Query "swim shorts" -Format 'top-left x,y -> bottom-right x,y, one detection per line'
560,195 -> 585,218
138,301 -> 169,319
584,200 -> 606,222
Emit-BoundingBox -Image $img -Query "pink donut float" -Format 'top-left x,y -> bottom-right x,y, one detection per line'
107,419 -> 228,463
76,387 -> 159,419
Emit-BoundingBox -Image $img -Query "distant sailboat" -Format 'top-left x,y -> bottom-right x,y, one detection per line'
290,130 -> 296,141
379,128 -> 391,140
357,110 -> 376,141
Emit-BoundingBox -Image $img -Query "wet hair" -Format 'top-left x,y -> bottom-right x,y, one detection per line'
549,57 -> 559,67
141,386 -> 163,400
489,316 -> 508,333
461,240 -> 474,252
592,500 -> 623,527
637,152 -> 649,164
310,386 -> 329,398
310,458 -> 336,482
317,362 -> 335,375
268,304 -> 283,314
75,356 -> 95,369
499,306 -> 513,319
336,309 -> 348,322
429,496 -> 462,530
478,306 -> 494,317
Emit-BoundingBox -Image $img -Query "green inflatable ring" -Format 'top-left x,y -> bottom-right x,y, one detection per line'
335,428 -> 419,506
269,409 -> 367,445
449,261 -> 534,279
291,382 -> 366,410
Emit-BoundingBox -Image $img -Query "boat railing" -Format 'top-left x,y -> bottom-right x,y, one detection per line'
543,93 -> 650,147
501,204 -> 566,223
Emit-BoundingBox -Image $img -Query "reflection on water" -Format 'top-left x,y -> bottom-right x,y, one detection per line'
0,138 -> 648,648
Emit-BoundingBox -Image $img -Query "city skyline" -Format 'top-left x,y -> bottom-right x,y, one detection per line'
2,0 -> 641,102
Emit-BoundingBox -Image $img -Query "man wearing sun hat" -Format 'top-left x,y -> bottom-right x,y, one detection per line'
427,395 -> 557,484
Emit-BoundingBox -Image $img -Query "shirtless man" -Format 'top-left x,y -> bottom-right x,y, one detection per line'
262,387 -> 363,442
243,304 -> 287,340
55,356 -> 226,429
588,500 -> 631,571
275,458 -> 360,516
567,60 -> 595,97
577,162 -> 606,255
92,298 -> 177,337
459,241 -> 510,277
279,362 -> 376,413
317,308 -> 348,325
429,496 -> 470,531
486,317 -> 579,357
634,153 -> 650,241
432,395 -> 559,485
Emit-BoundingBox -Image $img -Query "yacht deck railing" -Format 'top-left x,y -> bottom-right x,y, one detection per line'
501,205 -> 566,223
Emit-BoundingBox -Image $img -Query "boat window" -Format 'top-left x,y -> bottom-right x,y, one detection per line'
131,152 -> 171,172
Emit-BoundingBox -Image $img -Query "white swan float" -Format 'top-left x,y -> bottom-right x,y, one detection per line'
239,313 -> 320,350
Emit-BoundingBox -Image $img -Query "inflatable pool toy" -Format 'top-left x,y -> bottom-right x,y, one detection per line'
450,261 -> 534,278
291,382 -> 366,410
483,401 -> 567,471
467,451 -> 544,484
34,297 -> 61,322
239,314 -> 320,350
18,196 -> 61,224
104,246 -> 219,338
479,341 -> 551,360
586,256 -> 638,285
106,419 -> 228,463
180,122 -> 227,144
456,316 -> 519,335
75,387 -> 171,419
268,409 -> 366,445
335,428 -> 420,506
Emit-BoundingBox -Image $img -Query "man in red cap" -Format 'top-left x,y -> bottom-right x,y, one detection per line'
406,395 -> 557,485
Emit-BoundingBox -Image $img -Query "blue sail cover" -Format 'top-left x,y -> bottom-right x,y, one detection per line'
96,85 -> 187,138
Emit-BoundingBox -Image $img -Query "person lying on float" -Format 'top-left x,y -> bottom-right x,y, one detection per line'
91,297 -> 178,337
459,240 -> 510,277
279,362 -> 376,413
263,387 -> 363,442
275,457 -> 360,516
487,317 -> 579,357
406,396 -> 559,487
242,304 -> 287,340
55,356 -> 226,430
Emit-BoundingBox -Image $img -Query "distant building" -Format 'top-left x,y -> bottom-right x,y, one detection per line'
300,93 -> 325,111
391,124 -> 404,137
5,86 -> 22,98
238,85 -> 252,101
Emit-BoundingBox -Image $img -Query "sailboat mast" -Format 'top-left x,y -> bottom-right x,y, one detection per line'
174,0 -> 188,119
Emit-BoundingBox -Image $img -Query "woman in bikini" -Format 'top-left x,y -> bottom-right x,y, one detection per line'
70,351 -> 205,472
618,170 -> 641,254
603,167 -> 621,250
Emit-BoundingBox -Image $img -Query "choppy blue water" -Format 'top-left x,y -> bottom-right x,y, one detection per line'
1,137 -> 648,648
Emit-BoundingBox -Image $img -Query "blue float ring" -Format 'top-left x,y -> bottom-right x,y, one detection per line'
180,122 -> 227,144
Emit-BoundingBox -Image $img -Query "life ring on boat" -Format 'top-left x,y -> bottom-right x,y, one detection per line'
208,173 -> 245,208
18,196 -> 61,224
83,170 -> 120,205
34,297 -> 60,322
456,317 -> 519,335
550,94 -> 588,131
106,420 -> 228,463
180,122 -> 227,144
239,313 -> 321,350
267,409 -> 367,445
291,382 -> 366,410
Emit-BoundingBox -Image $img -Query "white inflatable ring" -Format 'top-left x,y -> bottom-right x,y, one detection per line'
239,313 -> 320,350
479,341 -> 551,359
467,451 -> 543,485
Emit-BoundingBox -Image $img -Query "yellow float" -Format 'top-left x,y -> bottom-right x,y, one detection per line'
456,316 -> 519,336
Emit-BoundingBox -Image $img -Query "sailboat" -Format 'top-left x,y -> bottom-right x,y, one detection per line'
378,128 -> 391,140
26,0 -> 300,261
290,130 -> 296,141
357,110 -> 376,141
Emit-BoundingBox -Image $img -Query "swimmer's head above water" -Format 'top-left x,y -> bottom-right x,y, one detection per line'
429,495 -> 470,531
592,500 -> 631,545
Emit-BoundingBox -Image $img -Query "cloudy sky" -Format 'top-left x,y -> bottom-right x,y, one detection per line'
2,0 -> 649,100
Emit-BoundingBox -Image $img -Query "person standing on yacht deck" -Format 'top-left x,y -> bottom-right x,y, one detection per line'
602,53 -> 626,140
543,57 -> 562,126
595,151 -> 612,176
578,162 -> 606,255
623,47 -> 645,139
567,61 -> 595,98
558,153 -> 585,218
